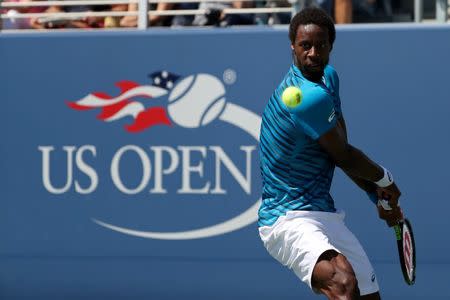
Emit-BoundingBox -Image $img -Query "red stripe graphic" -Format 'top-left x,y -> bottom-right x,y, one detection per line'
66,101 -> 96,111
97,100 -> 130,120
66,81 -> 152,110
125,107 -> 172,133
116,80 -> 140,93
66,80 -> 171,132
92,92 -> 112,99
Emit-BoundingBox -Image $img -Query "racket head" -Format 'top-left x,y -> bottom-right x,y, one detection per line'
396,218 -> 416,285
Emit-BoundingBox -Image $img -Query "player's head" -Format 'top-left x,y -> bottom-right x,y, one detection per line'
289,7 -> 335,82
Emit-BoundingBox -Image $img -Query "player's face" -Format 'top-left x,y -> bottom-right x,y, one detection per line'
291,24 -> 331,82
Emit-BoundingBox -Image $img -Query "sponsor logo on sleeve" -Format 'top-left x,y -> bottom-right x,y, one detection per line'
328,108 -> 336,123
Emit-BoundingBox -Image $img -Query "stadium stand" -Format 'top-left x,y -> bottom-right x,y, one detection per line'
1,0 -> 449,30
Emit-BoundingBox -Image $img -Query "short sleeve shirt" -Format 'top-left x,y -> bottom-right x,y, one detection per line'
258,64 -> 342,226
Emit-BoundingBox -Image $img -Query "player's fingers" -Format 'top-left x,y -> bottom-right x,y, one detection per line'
376,189 -> 384,201
384,188 -> 398,199
377,205 -> 402,227
377,204 -> 389,219
386,184 -> 401,199
390,209 -> 403,227
383,211 -> 397,227
380,191 -> 400,208
393,206 -> 403,219
377,184 -> 401,203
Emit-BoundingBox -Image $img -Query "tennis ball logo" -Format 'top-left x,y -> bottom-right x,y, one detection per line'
167,74 -> 227,128
282,86 -> 302,108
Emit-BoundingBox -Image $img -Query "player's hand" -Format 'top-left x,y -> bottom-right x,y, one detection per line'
376,183 -> 402,227
377,202 -> 403,227
377,200 -> 403,227
376,182 -> 401,208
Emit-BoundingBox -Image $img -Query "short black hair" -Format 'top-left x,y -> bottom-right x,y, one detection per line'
289,7 -> 336,47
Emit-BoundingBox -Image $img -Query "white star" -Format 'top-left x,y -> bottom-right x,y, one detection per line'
162,71 -> 168,79
166,81 -> 173,89
154,77 -> 161,85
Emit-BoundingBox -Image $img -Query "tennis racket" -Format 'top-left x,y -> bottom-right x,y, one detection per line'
393,218 -> 416,285
378,199 -> 416,285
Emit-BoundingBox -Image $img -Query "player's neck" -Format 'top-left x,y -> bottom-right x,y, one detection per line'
302,71 -> 323,83
304,73 -> 322,83
295,63 -> 323,83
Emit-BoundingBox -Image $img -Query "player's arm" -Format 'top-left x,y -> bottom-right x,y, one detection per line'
318,120 -> 402,226
327,69 -> 379,195
291,90 -> 388,184
318,123 -> 382,181
336,116 -> 377,194
288,89 -> 401,225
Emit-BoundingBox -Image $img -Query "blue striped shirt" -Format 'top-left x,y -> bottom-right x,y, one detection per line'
258,64 -> 342,227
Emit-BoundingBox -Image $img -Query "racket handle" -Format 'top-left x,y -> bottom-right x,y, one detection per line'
393,223 -> 402,240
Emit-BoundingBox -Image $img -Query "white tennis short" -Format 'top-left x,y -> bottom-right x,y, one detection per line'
258,210 -> 379,296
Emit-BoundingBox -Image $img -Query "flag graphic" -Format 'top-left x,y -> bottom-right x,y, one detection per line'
67,71 -> 180,133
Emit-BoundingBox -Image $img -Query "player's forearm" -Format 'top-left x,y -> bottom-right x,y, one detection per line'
336,145 -> 384,183
345,171 -> 377,194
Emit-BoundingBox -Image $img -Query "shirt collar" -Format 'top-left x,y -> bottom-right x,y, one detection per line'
290,64 -> 304,79
291,63 -> 329,88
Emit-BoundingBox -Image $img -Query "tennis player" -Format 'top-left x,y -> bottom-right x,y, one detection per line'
258,7 -> 402,300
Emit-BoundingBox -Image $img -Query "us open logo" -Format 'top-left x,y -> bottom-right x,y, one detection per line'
39,71 -> 261,240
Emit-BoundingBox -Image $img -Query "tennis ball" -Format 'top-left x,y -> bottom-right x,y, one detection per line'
282,86 -> 302,108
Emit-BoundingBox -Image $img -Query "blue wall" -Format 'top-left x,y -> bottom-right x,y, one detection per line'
1,25 -> 450,299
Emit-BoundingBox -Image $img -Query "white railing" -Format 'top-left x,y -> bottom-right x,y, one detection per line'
1,0 -> 449,31
414,0 -> 448,22
0,0 -> 294,30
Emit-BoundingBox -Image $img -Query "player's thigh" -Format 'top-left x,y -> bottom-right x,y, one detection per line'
259,212 -> 341,290
329,218 -> 379,295
311,250 -> 360,298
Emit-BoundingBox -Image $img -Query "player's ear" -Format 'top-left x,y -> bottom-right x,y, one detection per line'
291,45 -> 296,57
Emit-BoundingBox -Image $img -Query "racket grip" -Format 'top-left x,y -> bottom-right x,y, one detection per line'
393,223 -> 402,240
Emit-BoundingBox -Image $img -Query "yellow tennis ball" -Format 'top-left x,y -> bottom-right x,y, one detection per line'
282,86 -> 302,108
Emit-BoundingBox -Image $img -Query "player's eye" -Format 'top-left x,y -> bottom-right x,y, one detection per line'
319,42 -> 327,49
300,42 -> 311,50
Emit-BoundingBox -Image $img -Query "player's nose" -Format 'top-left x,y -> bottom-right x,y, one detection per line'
308,46 -> 320,58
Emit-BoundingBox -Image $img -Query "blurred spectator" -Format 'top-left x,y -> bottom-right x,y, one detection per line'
192,0 -> 255,26
1,0 -> 402,30
30,1 -> 95,29
171,3 -> 198,27
104,3 -> 129,28
28,2 -> 127,29
120,2 -> 175,27
335,0 -> 352,23
353,0 -> 392,22
264,0 -> 351,26
2,0 -> 46,29
262,0 -> 291,25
